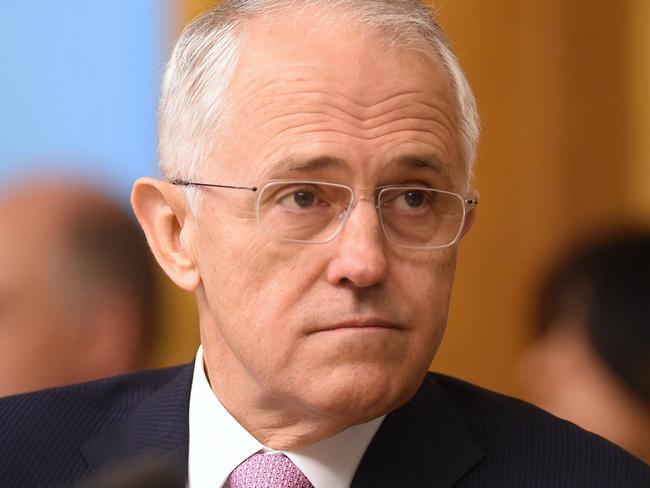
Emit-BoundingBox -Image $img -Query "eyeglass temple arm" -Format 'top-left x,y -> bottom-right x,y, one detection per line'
169,179 -> 258,192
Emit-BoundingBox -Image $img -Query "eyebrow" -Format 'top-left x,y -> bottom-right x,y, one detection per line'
389,154 -> 449,177
263,156 -> 346,178
262,153 -> 450,181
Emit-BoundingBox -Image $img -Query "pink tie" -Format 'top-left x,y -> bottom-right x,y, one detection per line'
228,453 -> 314,488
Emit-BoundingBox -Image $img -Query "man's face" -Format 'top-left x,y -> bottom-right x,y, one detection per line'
191,14 -> 470,430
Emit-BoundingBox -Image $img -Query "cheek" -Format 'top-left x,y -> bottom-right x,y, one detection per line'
397,249 -> 457,316
199,223 -> 325,344
217,243 -> 317,306
394,251 -> 457,355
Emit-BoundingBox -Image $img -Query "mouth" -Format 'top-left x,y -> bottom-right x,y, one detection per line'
309,317 -> 403,334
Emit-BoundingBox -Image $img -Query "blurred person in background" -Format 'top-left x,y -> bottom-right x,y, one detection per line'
0,179 -> 156,397
519,230 -> 650,464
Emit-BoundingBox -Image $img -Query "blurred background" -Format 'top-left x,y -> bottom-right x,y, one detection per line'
1,0 -> 648,454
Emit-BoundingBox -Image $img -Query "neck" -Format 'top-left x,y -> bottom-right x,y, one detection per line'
201,348 -> 357,450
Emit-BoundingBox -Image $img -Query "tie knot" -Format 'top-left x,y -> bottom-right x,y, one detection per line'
228,453 -> 314,488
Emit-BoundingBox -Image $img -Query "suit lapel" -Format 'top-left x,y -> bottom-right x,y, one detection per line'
351,374 -> 484,487
80,364 -> 194,479
78,365 -> 482,486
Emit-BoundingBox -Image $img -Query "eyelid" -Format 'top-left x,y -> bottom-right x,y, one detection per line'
376,183 -> 435,191
267,182 -> 320,198
278,186 -> 316,197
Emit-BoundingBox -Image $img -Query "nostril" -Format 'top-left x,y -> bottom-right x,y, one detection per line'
338,276 -> 354,287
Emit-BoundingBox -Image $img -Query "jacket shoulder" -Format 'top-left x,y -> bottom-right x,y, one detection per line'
0,364 -> 192,486
428,372 -> 650,486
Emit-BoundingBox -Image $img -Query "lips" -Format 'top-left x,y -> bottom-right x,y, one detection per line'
310,317 -> 402,333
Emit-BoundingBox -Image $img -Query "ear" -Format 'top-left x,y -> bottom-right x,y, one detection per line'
459,190 -> 479,239
131,177 -> 201,292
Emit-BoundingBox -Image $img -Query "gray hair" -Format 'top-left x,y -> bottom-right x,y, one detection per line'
159,0 -> 480,209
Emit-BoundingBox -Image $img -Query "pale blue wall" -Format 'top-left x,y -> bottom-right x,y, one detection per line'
0,1 -> 172,201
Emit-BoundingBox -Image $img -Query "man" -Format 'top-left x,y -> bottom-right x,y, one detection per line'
1,1 -> 648,487
519,230 -> 650,464
0,179 -> 156,397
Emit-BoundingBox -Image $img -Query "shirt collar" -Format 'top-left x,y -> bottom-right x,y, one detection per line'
188,346 -> 384,488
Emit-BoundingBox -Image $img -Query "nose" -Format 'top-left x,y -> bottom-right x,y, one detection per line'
325,198 -> 388,288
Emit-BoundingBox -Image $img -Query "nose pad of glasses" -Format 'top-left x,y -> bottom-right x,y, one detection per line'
336,196 -> 380,230
337,199 -> 358,221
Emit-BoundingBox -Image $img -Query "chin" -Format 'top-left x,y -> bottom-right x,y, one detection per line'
302,362 -> 426,423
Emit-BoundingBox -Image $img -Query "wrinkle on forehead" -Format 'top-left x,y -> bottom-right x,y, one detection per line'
212,9 -> 463,185
259,115 -> 454,154
223,79 -> 459,166
236,83 -> 454,131
226,67 -> 457,138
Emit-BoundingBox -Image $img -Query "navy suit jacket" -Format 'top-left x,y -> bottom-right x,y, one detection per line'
1,363 -> 648,487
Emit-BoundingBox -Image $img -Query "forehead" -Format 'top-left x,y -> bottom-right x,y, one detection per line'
213,9 -> 462,185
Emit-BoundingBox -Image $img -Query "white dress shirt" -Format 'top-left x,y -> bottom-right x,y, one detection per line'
188,346 -> 384,488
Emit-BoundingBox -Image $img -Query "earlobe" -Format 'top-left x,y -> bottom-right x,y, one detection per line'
131,177 -> 201,292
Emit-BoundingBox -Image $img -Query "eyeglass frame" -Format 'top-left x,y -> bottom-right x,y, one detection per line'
170,178 -> 478,249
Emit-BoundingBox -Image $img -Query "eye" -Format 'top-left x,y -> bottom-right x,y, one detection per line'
379,187 -> 436,213
403,190 -> 426,208
279,190 -> 318,209
392,189 -> 430,210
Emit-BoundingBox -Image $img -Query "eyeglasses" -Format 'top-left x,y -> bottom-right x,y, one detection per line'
170,179 -> 478,249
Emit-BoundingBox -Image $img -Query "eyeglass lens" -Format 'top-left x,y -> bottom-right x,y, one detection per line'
257,181 -> 465,248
